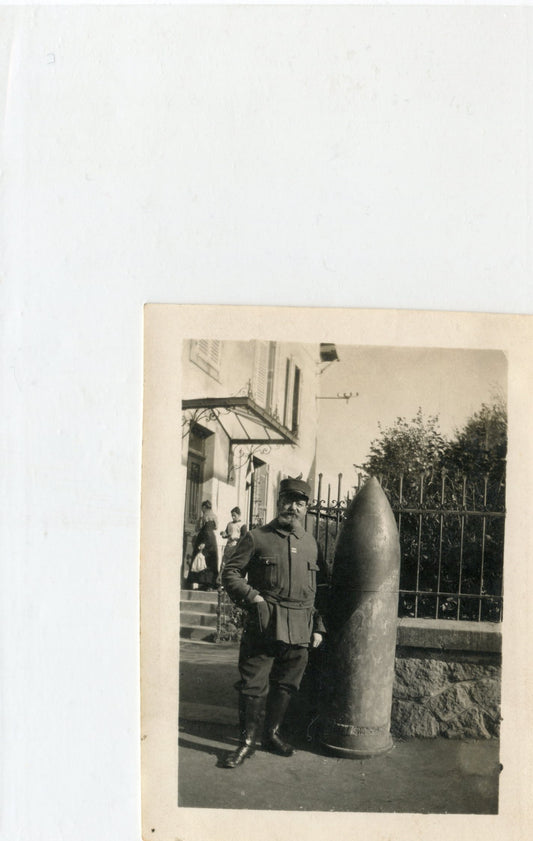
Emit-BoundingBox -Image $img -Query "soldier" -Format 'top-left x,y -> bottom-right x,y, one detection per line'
221,477 -> 327,768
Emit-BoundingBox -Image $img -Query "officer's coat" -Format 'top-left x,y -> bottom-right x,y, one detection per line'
222,519 -> 327,645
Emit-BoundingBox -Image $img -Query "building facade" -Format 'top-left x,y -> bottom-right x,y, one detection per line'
181,339 -> 333,578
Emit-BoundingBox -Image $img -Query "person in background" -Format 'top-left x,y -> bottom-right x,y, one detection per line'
221,478 -> 327,768
219,507 -> 247,580
188,500 -> 219,591
196,499 -> 218,531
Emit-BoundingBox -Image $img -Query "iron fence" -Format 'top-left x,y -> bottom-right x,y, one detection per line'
307,470 -> 505,623
306,472 -> 352,572
214,468 -> 505,641
214,588 -> 246,642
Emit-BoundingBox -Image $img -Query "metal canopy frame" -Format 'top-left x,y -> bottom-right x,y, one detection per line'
182,396 -> 298,446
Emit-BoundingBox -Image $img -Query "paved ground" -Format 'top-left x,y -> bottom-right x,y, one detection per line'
178,639 -> 501,814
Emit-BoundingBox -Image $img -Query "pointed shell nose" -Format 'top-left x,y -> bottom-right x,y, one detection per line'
331,477 -> 400,591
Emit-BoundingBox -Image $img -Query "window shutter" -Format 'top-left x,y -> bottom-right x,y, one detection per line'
198,339 -> 210,358
283,358 -> 292,427
291,366 -> 301,433
207,340 -> 221,368
252,341 -> 269,407
190,339 -> 222,379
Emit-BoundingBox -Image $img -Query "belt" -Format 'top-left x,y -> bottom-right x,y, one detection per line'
263,594 -> 314,611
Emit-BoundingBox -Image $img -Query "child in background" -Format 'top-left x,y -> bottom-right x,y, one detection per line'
219,507 -> 247,583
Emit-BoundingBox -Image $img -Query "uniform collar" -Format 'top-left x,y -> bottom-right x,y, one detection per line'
270,518 -> 306,539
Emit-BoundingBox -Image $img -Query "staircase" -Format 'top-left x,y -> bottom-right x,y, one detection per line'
180,590 -> 219,641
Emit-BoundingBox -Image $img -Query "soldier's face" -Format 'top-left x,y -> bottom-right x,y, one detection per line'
277,493 -> 308,529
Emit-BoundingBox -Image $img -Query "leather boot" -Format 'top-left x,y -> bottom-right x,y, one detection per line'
262,687 -> 294,757
221,695 -> 264,769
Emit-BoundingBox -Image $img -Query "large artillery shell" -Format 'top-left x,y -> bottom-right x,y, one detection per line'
321,477 -> 400,758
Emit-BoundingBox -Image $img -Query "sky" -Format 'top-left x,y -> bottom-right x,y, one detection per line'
316,345 -> 507,497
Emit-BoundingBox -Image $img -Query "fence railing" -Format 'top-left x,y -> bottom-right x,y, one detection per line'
305,472 -> 353,571
306,470 -> 505,623
214,468 -> 505,641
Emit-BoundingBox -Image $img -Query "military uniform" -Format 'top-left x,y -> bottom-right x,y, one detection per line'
220,477 -> 327,768
223,519 -> 327,696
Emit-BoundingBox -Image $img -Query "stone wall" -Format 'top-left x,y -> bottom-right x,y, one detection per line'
391,619 -> 502,739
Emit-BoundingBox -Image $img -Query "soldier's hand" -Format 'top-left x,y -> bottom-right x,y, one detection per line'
311,632 -> 323,649
251,594 -> 265,604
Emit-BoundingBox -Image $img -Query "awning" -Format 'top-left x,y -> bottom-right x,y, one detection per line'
182,396 -> 298,446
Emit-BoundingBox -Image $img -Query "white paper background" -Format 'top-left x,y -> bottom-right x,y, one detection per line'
1,3 -> 532,839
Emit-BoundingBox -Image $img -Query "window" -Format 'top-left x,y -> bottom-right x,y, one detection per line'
291,365 -> 301,433
252,341 -> 277,412
283,358 -> 291,427
252,341 -> 269,407
266,342 -> 277,413
190,339 -> 222,380
282,357 -> 302,435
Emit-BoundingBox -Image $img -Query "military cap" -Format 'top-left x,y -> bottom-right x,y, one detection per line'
279,477 -> 311,500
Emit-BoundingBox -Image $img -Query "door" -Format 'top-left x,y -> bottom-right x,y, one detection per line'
249,461 -> 269,528
185,452 -> 204,530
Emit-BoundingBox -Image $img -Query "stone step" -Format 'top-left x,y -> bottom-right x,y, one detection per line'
180,611 -> 217,628
181,589 -> 219,602
180,600 -> 218,615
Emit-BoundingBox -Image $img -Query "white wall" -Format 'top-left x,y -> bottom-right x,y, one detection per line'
3,5 -> 532,841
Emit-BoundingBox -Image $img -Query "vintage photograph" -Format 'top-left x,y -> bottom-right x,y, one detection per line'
178,337 -> 504,810
140,306 -> 522,838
